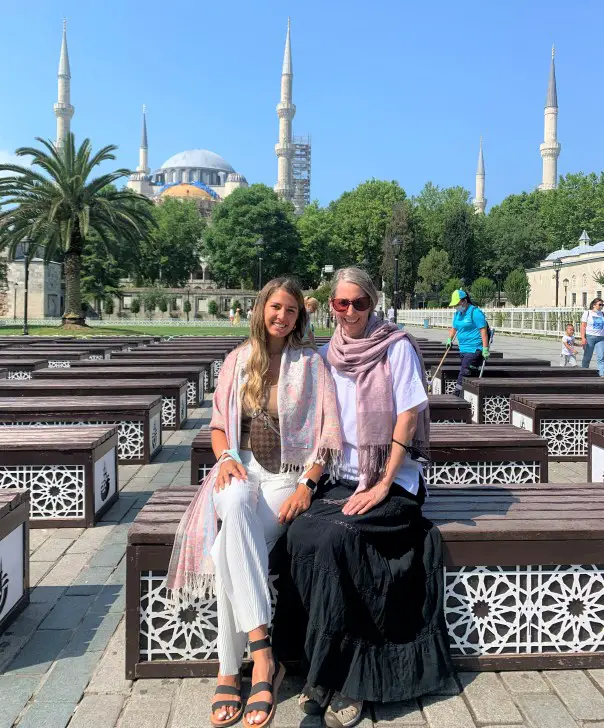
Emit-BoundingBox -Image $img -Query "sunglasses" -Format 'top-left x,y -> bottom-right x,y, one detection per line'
331,296 -> 372,313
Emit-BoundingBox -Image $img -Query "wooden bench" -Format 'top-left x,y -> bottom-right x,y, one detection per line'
190,425 -> 548,486
428,394 -> 472,423
18,344 -> 116,360
69,358 -> 213,398
34,365 -> 206,408
125,482 -> 604,676
0,359 -> 51,380
427,424 -> 548,484
588,424 -> 604,482
510,394 -> 604,460
0,426 -> 119,528
0,379 -> 188,430
430,362 -> 578,395
463,378 -> 604,425
112,351 -> 223,390
0,396 -> 162,464
0,489 -> 29,634
0,350 -> 90,367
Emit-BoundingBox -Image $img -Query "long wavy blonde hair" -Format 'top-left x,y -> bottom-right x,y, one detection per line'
241,278 -> 308,414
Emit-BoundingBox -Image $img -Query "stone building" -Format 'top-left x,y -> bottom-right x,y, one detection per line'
526,232 -> 604,307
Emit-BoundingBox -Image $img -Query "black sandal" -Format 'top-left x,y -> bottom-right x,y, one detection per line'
245,636 -> 285,728
211,680 -> 243,727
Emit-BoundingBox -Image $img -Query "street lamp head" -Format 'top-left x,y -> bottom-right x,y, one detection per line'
563,278 -> 569,287
495,269 -> 502,278
552,260 -> 563,272
391,237 -> 402,252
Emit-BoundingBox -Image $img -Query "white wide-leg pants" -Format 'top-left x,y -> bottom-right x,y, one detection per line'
211,451 -> 298,675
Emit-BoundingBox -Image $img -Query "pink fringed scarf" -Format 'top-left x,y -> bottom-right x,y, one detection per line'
166,343 -> 342,600
327,315 -> 430,490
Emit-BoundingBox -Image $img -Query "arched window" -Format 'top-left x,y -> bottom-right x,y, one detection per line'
582,274 -> 588,287
571,275 -> 577,288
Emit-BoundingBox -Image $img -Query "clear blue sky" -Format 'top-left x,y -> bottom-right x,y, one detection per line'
1,0 -> 603,210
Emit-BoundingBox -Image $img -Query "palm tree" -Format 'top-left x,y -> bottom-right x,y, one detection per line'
0,133 -> 154,326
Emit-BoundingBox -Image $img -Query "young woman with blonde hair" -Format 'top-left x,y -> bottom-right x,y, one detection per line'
167,277 -> 342,728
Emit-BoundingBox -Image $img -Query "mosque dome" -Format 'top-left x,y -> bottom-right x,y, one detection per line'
226,172 -> 247,183
159,182 -> 220,200
160,150 -> 234,173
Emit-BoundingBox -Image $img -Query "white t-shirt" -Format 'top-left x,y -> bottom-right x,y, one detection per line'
320,338 -> 428,495
582,310 -> 604,337
561,335 -> 575,355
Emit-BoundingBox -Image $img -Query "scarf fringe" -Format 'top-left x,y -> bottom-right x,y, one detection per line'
280,447 -> 344,479
358,444 -> 392,488
166,571 -> 216,606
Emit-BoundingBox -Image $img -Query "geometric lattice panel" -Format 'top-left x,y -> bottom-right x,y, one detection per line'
162,398 -> 176,428
204,371 -> 209,394
540,419 -> 604,457
0,464 -> 85,519
180,393 -> 187,424
7,371 -> 32,380
212,360 -> 222,384
139,571 -> 278,662
186,381 -> 197,406
429,378 -> 442,394
426,461 -> 541,485
88,354 -> 104,361
445,380 -> 457,394
445,564 -> 604,655
47,361 -> 71,368
483,395 -> 510,424
0,420 -> 144,460
197,464 -> 213,483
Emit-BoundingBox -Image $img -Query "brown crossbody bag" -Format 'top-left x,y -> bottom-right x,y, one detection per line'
250,409 -> 281,474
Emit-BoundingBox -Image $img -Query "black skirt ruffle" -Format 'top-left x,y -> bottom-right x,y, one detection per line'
273,479 -> 452,703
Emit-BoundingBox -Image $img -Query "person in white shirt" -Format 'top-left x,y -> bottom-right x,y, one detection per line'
273,267 -> 451,728
386,306 -> 395,323
560,324 -> 578,367
581,298 -> 604,375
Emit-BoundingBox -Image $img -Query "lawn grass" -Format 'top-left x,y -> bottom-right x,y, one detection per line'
0,324 -> 334,338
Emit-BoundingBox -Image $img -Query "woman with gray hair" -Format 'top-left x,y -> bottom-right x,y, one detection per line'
274,267 -> 452,727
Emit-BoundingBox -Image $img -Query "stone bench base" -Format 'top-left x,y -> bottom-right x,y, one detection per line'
0,490 -> 29,633
0,426 -> 119,528
126,484 -> 604,678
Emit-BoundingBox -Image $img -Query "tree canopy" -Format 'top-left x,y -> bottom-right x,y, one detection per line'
203,184 -> 300,288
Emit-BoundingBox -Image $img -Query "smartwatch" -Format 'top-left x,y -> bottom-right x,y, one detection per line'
298,477 -> 317,494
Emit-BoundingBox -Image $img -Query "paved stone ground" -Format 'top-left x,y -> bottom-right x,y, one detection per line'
0,331 -> 600,727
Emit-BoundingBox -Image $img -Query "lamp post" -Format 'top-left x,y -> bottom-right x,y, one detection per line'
391,237 -> 402,325
494,270 -> 502,307
254,238 -> 264,291
552,259 -> 563,307
563,278 -> 569,307
13,283 -> 18,321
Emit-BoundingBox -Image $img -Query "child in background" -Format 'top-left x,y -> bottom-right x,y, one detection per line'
561,323 -> 579,367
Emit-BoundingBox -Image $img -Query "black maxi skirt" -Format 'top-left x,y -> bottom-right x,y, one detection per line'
272,478 -> 452,703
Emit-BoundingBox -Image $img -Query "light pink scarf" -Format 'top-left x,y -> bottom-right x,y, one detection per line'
327,315 -> 430,489
166,343 -> 342,600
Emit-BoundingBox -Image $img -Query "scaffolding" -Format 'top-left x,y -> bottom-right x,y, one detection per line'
292,135 -> 311,214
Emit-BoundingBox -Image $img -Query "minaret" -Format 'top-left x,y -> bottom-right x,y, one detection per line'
54,20 -> 74,150
473,137 -> 486,214
127,106 -> 153,197
274,18 -> 295,201
137,105 -> 150,174
539,45 -> 561,190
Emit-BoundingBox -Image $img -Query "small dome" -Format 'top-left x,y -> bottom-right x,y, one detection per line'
226,172 -> 247,183
159,182 -> 220,201
544,249 -> 566,261
160,149 -> 234,173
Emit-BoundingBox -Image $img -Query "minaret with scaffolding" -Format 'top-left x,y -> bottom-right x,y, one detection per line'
292,136 -> 311,214
275,18 -> 295,201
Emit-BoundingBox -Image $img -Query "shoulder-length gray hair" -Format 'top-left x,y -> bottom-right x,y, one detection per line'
330,267 -> 379,311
